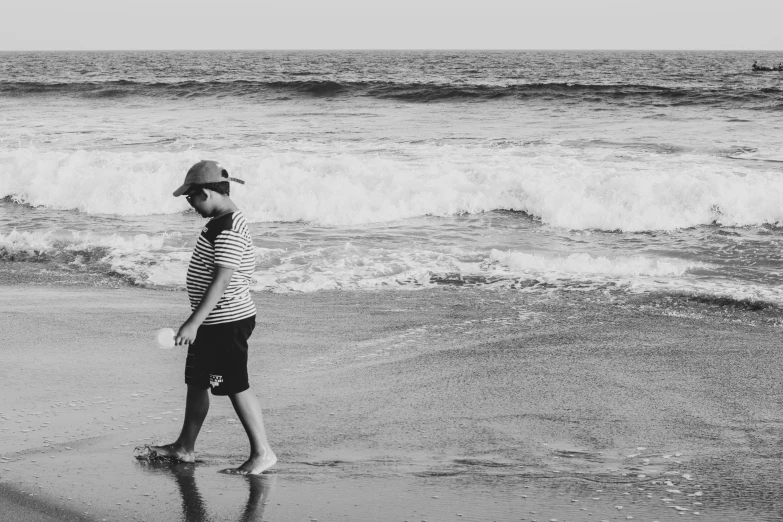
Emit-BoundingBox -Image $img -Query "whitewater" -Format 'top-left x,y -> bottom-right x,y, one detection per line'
1,50 -> 782,302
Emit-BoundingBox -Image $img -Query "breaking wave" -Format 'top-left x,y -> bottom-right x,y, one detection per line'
3,146 -> 783,231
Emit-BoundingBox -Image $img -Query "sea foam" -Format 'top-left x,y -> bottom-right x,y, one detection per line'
5,226 -> 783,305
0,228 -> 691,290
3,146 -> 783,231
489,250 -> 692,278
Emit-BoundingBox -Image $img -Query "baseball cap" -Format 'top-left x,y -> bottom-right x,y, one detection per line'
173,160 -> 245,197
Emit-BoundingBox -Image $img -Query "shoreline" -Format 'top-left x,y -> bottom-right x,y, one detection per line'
1,284 -> 782,520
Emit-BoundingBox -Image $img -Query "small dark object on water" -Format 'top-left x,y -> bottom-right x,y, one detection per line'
752,60 -> 782,72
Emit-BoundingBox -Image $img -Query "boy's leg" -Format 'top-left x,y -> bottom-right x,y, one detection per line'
229,388 -> 277,474
150,384 -> 210,462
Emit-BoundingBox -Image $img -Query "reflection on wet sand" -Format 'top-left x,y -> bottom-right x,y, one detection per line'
135,459 -> 272,522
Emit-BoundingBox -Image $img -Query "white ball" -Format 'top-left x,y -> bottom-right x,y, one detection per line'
155,328 -> 176,349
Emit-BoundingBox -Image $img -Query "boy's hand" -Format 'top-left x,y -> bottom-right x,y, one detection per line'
176,321 -> 199,345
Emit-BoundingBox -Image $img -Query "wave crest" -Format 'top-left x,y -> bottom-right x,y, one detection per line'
3,147 -> 783,231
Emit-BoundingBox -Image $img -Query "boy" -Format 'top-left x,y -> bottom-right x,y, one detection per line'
151,160 -> 277,475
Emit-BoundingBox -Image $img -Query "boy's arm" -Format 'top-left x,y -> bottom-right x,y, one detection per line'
175,265 -> 235,345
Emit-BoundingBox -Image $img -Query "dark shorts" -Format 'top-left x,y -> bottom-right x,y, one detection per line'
185,315 -> 256,396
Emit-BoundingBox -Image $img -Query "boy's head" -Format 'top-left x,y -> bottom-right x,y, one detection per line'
173,160 -> 245,217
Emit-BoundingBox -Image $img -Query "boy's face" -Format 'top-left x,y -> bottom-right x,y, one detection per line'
185,188 -> 213,218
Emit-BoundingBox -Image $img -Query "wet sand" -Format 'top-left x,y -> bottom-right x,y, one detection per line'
1,285 -> 782,521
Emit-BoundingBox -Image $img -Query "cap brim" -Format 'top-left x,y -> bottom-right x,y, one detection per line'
172,183 -> 190,197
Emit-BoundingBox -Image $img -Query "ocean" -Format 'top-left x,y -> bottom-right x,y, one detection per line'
2,50 -> 783,302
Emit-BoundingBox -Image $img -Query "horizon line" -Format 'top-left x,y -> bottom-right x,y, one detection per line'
2,48 -> 782,53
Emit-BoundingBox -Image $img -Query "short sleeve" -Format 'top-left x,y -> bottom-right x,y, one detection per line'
214,230 -> 246,269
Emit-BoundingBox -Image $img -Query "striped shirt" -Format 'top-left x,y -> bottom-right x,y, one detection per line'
186,211 -> 256,325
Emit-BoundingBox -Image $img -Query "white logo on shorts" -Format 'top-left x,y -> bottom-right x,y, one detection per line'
209,374 -> 223,388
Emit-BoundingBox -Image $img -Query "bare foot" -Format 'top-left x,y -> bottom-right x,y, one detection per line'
231,451 -> 277,475
148,442 -> 195,463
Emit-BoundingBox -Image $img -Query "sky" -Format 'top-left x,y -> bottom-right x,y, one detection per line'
3,0 -> 782,51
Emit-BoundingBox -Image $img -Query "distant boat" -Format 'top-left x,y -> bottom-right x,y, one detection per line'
752,60 -> 782,72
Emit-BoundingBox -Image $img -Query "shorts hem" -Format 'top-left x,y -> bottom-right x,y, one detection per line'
184,378 -> 210,390
210,383 -> 250,396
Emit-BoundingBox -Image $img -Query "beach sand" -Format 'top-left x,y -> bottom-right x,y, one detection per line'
1,285 -> 782,521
